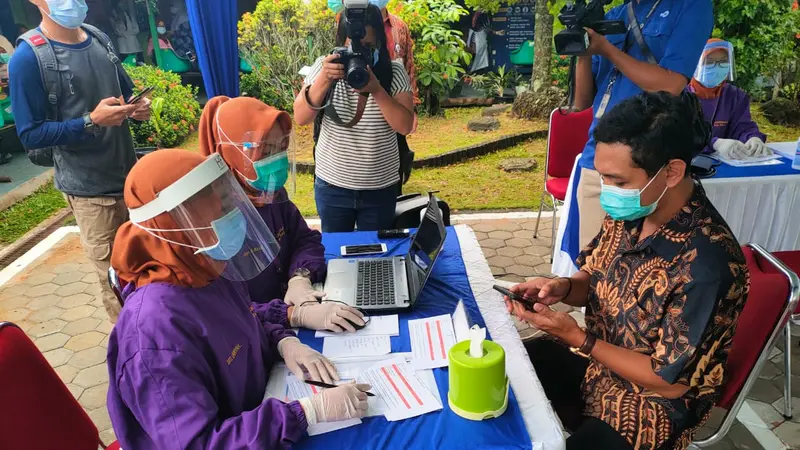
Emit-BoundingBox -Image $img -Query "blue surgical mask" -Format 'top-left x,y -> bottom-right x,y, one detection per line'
328,0 -> 344,13
156,26 -> 167,34
373,49 -> 380,65
369,0 -> 390,9
44,0 -> 88,30
248,152 -> 290,194
700,66 -> 729,88
599,167 -> 668,221
197,208 -> 248,261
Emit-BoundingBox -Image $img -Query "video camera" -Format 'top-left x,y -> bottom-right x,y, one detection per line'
554,0 -> 626,56
333,0 -> 372,89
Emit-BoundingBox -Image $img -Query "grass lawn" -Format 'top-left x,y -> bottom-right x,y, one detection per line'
290,138 -> 548,217
0,182 -> 67,245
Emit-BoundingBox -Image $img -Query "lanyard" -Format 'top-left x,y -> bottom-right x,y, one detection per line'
595,0 -> 665,119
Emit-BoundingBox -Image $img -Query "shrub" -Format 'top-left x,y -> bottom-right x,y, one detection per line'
761,97 -> 800,126
238,0 -> 336,112
125,65 -> 199,148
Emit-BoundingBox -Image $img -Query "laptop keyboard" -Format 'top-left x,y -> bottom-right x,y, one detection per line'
356,260 -> 396,307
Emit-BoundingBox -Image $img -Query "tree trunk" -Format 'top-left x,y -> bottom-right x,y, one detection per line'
531,0 -> 554,93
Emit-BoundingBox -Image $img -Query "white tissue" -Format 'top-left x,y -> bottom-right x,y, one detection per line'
469,325 -> 486,358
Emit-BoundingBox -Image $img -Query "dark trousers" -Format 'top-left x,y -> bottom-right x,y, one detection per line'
314,176 -> 397,233
525,339 -> 634,450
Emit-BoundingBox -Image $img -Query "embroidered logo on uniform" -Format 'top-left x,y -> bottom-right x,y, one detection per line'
660,10 -> 670,18
275,227 -> 286,241
713,120 -> 728,127
226,344 -> 242,365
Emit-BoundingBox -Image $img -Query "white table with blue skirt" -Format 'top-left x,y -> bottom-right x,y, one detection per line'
552,143 -> 800,277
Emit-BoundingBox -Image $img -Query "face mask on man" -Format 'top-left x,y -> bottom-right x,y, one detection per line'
44,0 -> 89,30
599,167 -> 668,221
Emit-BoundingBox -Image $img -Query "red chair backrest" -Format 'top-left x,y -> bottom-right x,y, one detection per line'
0,322 -> 100,450
546,107 -> 594,179
718,247 -> 794,409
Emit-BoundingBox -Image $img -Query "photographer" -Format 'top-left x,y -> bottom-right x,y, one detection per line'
294,2 -> 414,233
571,0 -> 712,249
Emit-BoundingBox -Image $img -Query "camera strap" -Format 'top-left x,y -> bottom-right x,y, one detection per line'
595,0 -> 663,118
325,92 -> 370,128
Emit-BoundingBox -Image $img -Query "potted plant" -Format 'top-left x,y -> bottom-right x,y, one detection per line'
485,65 -> 523,102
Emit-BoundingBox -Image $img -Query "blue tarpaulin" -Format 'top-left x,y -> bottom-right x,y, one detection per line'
184,0 -> 239,98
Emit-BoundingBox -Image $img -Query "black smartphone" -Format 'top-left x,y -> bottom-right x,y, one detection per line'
378,229 -> 410,239
493,284 -> 536,312
128,86 -> 155,105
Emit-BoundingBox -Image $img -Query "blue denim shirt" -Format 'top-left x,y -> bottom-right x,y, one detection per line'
579,0 -> 713,170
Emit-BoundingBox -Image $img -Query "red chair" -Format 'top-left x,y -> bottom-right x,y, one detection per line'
0,322 -> 121,450
757,250 -> 800,419
693,244 -> 800,446
533,107 -> 594,262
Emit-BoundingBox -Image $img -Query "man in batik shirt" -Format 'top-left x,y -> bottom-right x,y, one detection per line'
507,91 -> 749,450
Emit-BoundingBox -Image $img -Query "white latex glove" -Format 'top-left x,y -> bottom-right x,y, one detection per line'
713,138 -> 751,160
278,337 -> 338,384
297,382 -> 372,425
290,302 -> 366,332
745,137 -> 772,157
285,276 -> 325,306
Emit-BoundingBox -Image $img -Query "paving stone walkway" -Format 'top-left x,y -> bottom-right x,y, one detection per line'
0,218 -> 796,449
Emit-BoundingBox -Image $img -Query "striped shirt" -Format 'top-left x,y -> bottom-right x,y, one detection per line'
305,57 -> 411,190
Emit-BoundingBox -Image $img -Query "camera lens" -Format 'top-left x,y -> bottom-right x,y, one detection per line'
346,58 -> 369,90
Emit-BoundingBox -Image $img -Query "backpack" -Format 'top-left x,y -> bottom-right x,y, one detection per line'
16,24 -> 133,167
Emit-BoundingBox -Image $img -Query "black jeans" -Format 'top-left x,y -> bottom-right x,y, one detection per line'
525,339 -> 634,450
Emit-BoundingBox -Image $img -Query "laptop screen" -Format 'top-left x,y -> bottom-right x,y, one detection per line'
407,198 -> 447,291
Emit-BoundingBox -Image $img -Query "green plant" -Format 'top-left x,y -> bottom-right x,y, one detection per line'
393,0 -> 471,115
486,65 -> 522,97
238,0 -> 336,112
463,0 -> 519,15
551,53 -> 570,88
781,82 -> 800,103
125,65 -> 199,149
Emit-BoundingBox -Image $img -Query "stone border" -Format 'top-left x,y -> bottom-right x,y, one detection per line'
0,170 -> 55,213
0,208 -> 73,270
295,129 -> 547,174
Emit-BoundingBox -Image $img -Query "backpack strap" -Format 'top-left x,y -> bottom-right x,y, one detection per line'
81,23 -> 134,89
17,30 -> 63,121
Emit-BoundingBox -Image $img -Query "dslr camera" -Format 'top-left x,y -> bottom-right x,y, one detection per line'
333,0 -> 372,89
554,0 -> 626,56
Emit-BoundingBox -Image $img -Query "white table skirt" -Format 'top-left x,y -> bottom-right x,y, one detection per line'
456,225 -> 566,450
552,155 -> 800,277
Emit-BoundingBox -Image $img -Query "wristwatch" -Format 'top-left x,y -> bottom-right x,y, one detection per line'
82,113 -> 97,133
292,268 -> 312,280
570,331 -> 597,359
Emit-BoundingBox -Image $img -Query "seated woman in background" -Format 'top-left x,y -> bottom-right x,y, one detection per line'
690,38 -> 770,160
146,20 -> 173,59
199,96 -> 365,332
293,3 -> 414,232
107,149 -> 371,448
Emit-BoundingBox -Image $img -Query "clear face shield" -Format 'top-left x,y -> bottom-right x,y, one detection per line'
215,117 -> 297,205
128,154 -> 281,282
693,41 -> 735,89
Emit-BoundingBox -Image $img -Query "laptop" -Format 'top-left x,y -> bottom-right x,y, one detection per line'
323,197 -> 447,312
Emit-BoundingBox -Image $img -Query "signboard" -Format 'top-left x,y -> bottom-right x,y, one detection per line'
490,0 -> 536,73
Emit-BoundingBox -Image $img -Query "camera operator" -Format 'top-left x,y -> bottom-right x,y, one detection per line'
571,0 -> 712,249
294,2 -> 413,233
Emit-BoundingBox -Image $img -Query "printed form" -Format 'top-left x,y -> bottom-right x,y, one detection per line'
359,360 -> 442,421
315,314 -> 400,338
322,335 -> 392,358
408,314 -> 457,369
284,375 -> 362,436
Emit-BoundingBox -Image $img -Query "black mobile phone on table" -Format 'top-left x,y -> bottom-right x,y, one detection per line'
378,229 -> 410,239
493,284 -> 536,312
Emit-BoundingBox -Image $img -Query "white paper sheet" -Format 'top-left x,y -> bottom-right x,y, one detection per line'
315,314 -> 400,338
408,314 -> 457,369
322,335 -> 391,358
284,375 -> 362,436
358,360 -> 442,421
712,152 -> 783,167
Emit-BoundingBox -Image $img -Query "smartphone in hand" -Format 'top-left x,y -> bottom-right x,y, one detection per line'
128,86 -> 155,105
493,284 -> 536,312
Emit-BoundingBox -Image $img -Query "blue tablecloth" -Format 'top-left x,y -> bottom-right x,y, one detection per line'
296,227 -> 532,450
558,156 -> 800,271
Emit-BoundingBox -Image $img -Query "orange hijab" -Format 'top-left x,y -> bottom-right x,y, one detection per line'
112,149 -> 221,289
198,96 -> 292,207
690,38 -> 728,100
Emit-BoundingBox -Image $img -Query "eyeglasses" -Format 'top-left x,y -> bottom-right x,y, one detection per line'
704,61 -> 731,69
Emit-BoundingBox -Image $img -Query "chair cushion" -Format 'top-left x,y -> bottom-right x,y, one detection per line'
545,177 -> 569,201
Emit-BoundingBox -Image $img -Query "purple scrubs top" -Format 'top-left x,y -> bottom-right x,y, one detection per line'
247,200 -> 326,304
693,83 -> 767,152
106,278 -> 308,449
